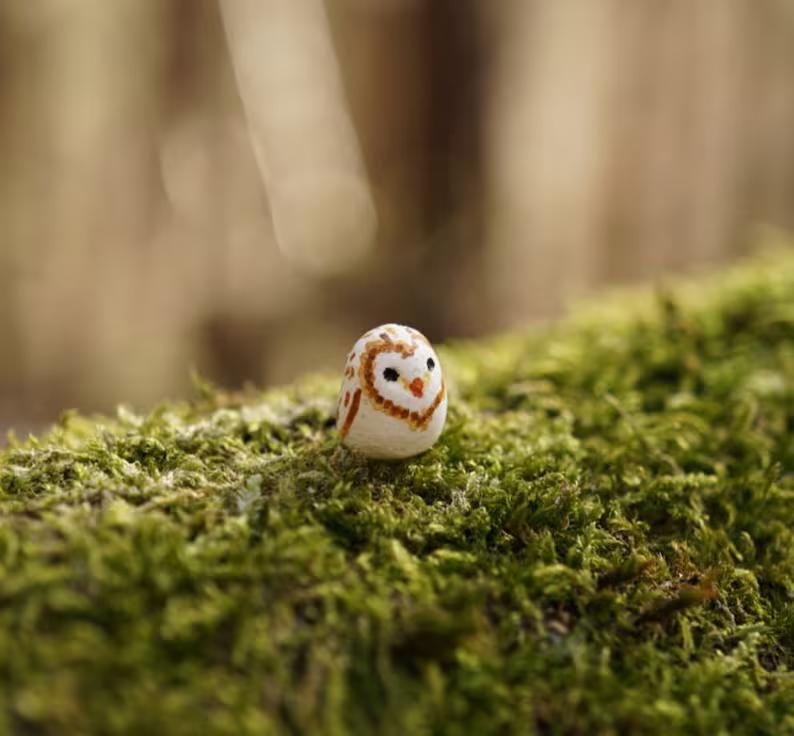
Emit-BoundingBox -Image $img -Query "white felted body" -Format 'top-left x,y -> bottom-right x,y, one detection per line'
336,324 -> 447,459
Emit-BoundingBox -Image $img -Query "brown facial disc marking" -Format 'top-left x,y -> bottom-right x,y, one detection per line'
340,388 -> 362,439
358,337 -> 445,430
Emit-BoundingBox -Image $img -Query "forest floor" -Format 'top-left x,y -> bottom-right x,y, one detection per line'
1,250 -> 793,735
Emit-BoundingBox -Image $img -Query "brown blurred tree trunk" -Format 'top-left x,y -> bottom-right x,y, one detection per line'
326,0 -> 487,341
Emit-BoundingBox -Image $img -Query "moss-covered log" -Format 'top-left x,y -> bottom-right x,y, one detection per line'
2,251 -> 794,735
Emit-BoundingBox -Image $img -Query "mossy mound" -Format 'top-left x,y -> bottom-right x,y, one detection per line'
2,251 -> 794,735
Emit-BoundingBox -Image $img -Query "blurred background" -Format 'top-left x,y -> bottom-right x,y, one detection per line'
2,0 -> 794,434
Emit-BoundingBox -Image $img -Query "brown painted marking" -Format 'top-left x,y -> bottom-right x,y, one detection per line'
358,337 -> 445,430
344,391 -> 350,407
407,327 -> 430,345
340,388 -> 362,439
379,332 -> 392,342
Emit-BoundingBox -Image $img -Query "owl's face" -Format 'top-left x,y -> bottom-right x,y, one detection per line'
371,339 -> 442,413
337,324 -> 447,458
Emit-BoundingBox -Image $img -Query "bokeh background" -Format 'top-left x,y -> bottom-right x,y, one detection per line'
2,0 -> 794,434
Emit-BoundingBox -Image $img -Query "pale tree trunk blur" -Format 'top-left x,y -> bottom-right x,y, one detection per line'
485,0 -> 794,325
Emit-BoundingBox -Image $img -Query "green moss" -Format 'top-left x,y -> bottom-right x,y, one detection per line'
2,251 -> 794,735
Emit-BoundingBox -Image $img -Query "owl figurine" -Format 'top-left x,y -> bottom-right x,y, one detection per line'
336,324 -> 447,459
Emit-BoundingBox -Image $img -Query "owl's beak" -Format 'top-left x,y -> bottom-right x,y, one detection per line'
408,377 -> 424,398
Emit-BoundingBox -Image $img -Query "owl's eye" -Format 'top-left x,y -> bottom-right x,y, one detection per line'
383,367 -> 399,382
427,357 -> 435,371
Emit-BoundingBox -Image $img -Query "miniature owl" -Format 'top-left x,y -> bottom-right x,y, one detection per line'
336,324 -> 447,459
